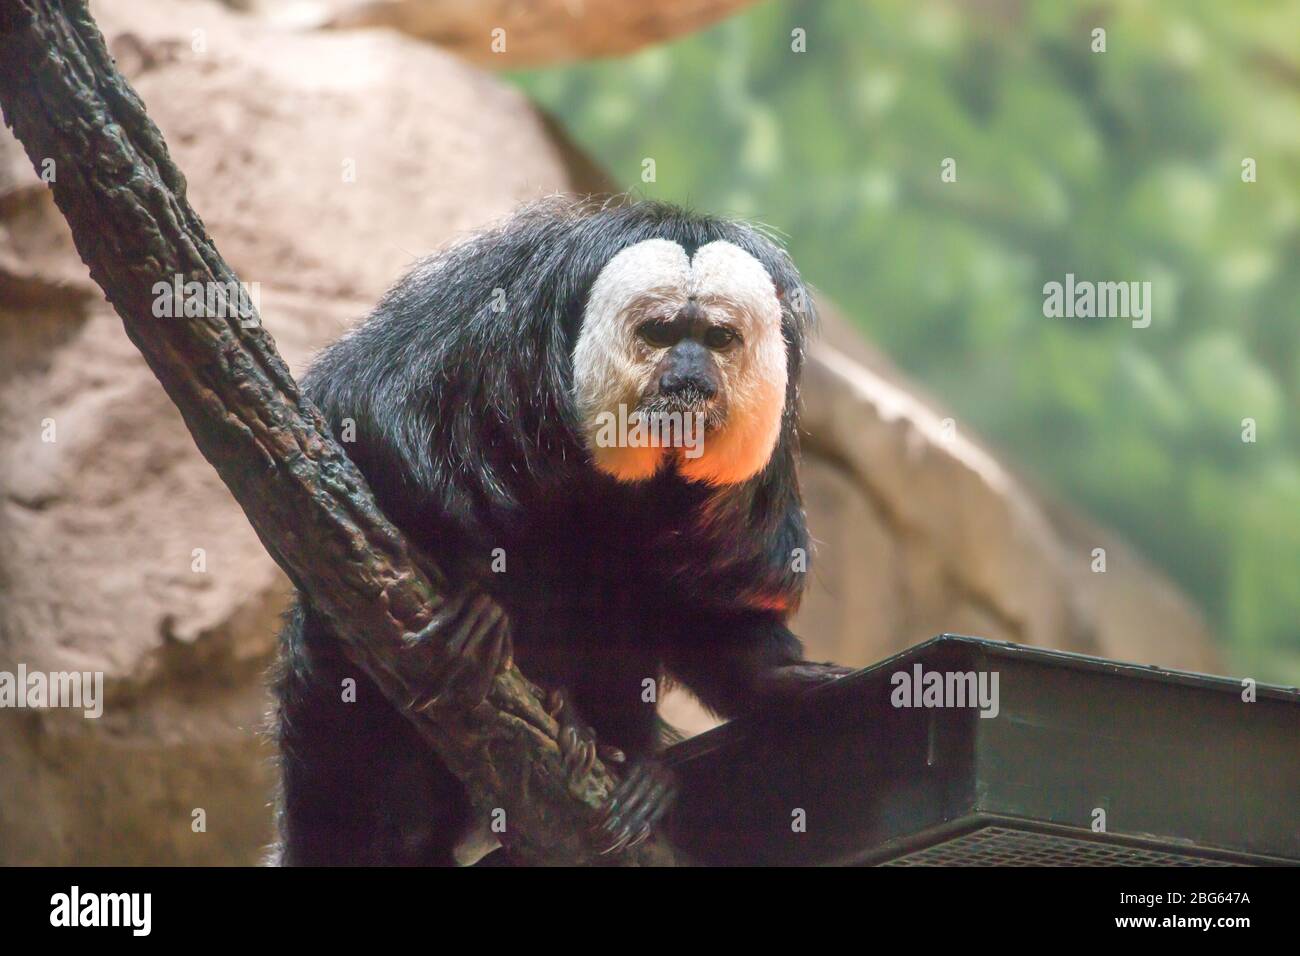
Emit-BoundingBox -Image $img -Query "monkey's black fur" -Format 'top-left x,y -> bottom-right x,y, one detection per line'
273,198 -> 840,865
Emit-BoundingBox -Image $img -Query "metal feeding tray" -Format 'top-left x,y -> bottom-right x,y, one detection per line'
662,635 -> 1300,866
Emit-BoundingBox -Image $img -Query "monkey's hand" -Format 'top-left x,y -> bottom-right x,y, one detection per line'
541,688 -> 627,784
595,759 -> 679,855
756,661 -> 855,708
406,588 -> 513,712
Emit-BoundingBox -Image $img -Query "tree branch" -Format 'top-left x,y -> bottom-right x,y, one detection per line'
0,0 -> 672,865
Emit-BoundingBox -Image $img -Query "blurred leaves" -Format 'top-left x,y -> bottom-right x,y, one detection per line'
509,0 -> 1300,683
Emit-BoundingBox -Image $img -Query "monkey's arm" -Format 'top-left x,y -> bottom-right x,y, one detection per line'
664,615 -> 851,719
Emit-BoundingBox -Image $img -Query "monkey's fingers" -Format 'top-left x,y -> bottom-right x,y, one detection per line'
595,760 -> 678,855
417,589 -> 475,640
559,724 -> 597,782
597,744 -> 626,764
444,594 -> 501,656
455,611 -> 512,708
421,596 -> 496,702
410,592 -> 511,712
545,687 -> 566,720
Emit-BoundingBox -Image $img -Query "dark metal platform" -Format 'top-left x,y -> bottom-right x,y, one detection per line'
662,635 -> 1300,865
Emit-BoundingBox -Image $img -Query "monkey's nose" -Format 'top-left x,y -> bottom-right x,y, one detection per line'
659,371 -> 716,398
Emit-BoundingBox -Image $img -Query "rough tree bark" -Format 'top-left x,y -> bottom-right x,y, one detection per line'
0,0 -> 673,865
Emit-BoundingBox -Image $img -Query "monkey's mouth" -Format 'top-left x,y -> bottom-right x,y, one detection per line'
638,390 -> 727,432
628,392 -> 727,458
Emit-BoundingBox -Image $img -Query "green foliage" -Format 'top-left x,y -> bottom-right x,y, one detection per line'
508,0 -> 1300,683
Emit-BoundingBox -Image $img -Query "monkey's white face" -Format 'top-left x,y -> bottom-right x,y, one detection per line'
573,239 -> 788,485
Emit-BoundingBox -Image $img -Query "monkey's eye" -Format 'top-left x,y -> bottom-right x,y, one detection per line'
637,321 -> 677,348
703,326 -> 739,350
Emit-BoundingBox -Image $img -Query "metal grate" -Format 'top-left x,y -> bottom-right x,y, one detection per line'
881,826 -> 1242,866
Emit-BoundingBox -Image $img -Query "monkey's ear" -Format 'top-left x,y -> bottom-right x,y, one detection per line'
774,279 -> 808,313
775,279 -> 815,328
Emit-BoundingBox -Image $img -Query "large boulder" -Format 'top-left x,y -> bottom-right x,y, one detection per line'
0,0 -> 1218,863
796,324 -> 1220,671
254,0 -> 759,69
